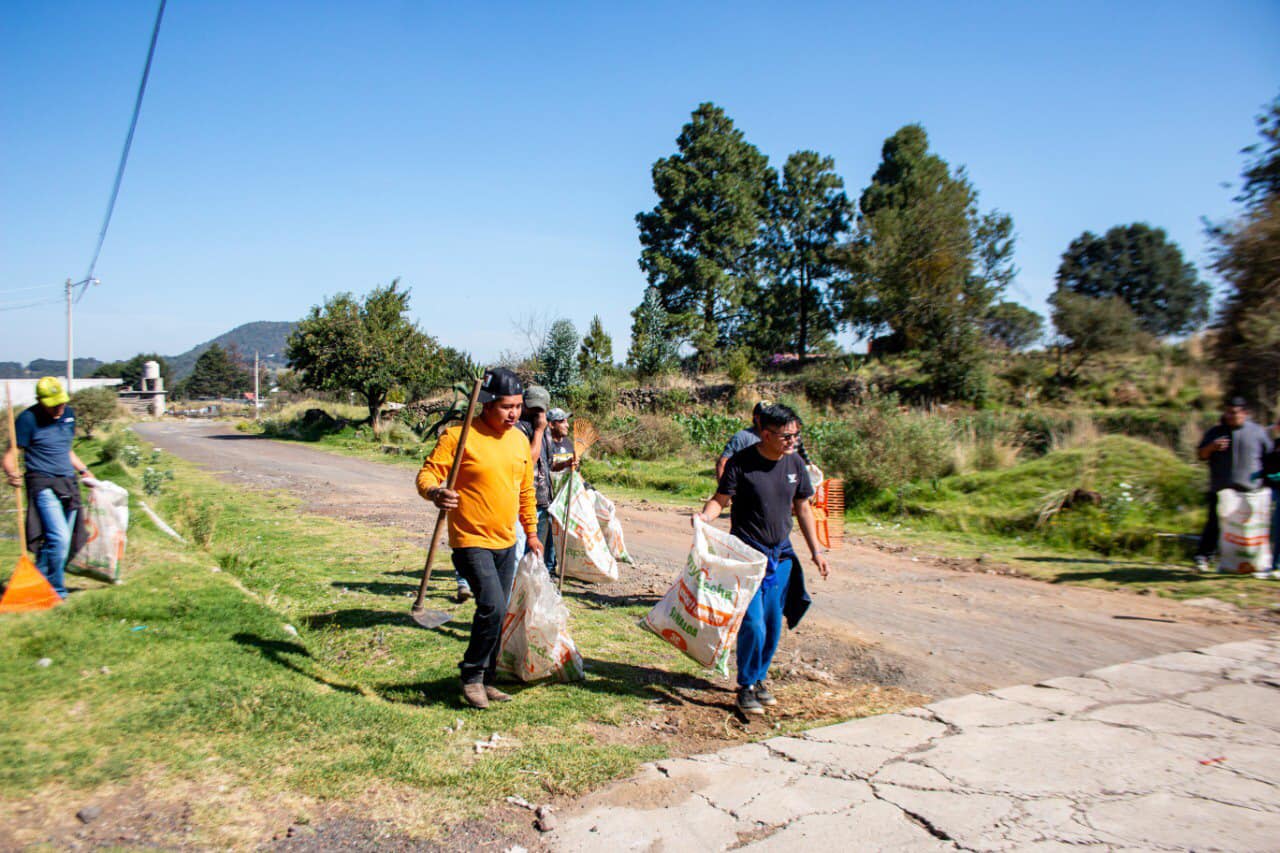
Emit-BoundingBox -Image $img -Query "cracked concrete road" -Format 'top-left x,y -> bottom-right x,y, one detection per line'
550,636 -> 1280,852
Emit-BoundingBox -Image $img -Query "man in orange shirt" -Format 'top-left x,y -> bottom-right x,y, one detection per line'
417,367 -> 541,709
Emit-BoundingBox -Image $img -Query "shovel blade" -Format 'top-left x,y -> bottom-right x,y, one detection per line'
410,608 -> 453,630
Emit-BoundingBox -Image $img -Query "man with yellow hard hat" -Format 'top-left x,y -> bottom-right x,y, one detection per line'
3,377 -> 94,598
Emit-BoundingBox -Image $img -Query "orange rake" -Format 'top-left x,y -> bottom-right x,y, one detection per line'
812,478 -> 845,551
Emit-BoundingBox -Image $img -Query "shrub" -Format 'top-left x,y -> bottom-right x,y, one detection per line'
618,414 -> 688,461
806,394 -> 952,501
70,386 -> 123,437
380,421 -> 421,446
172,495 -> 222,549
565,377 -> 618,418
724,348 -> 756,388
672,411 -> 742,455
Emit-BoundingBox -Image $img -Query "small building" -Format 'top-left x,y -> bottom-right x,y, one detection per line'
115,361 -> 167,417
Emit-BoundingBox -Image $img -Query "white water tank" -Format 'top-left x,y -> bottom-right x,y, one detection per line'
142,361 -> 160,381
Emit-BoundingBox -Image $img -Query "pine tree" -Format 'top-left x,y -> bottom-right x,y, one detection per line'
577,315 -> 613,377
627,286 -> 677,380
636,103 -> 774,369
536,319 -> 580,396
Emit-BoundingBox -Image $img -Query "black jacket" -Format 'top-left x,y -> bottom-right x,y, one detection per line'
24,472 -> 89,559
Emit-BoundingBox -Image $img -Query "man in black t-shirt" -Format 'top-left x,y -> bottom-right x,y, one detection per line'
693,404 -> 830,716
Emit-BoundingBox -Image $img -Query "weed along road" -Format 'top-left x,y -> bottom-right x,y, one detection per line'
136,419 -> 1265,700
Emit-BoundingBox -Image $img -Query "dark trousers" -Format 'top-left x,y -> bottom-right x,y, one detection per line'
451,545 -> 516,685
1196,490 -> 1220,558
537,507 -> 556,572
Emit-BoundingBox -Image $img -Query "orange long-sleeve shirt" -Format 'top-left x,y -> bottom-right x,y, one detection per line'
416,418 -> 537,549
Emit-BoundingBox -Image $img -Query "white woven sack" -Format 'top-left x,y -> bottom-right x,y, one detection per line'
1218,489 -> 1272,574
644,517 -> 767,676
592,489 -> 632,564
549,472 -> 618,583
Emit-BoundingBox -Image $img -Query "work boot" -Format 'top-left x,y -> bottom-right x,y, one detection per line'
461,681 -> 489,710
484,686 -> 512,702
456,583 -> 473,604
753,681 -> 777,707
736,685 -> 764,716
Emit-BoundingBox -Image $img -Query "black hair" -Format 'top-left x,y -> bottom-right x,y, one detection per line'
758,403 -> 801,431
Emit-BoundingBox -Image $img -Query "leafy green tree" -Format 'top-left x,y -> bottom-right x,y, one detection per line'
842,124 -> 1016,400
181,343 -> 252,399
984,301 -> 1044,350
755,151 -> 852,360
1212,93 -> 1280,409
286,280 -> 444,435
627,286 -> 678,380
577,315 -> 613,377
69,386 -> 120,438
1050,291 -> 1143,381
1055,224 -> 1208,337
636,103 -> 774,369
536,318 -> 580,396
93,352 -> 172,390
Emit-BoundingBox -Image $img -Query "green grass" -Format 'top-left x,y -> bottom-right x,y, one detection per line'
0,430 -> 708,834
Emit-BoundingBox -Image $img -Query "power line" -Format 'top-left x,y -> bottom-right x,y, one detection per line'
78,0 -> 167,302
0,283 -> 62,295
0,296 -> 63,313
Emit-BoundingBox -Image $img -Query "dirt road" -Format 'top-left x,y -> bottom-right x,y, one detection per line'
137,420 -> 1264,699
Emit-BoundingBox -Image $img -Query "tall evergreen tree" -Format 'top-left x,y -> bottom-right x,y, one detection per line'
1054,224 -> 1208,337
636,103 -> 774,369
536,319 -> 580,396
755,151 -> 851,359
182,343 -> 251,399
577,315 -> 614,377
842,124 -> 1015,400
627,286 -> 677,380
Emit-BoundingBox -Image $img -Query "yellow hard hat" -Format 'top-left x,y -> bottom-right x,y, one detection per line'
36,376 -> 69,407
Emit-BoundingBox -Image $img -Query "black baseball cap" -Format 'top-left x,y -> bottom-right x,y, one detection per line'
1227,396 -> 1249,409
479,367 -> 524,403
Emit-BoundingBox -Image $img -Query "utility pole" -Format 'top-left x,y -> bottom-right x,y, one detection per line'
65,279 -> 73,392
254,351 -> 260,420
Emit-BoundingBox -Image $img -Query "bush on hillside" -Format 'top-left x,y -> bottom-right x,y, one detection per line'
70,386 -> 123,438
602,414 -> 688,461
806,394 -> 952,500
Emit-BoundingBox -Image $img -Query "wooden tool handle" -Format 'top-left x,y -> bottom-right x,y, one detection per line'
411,376 -> 484,612
5,384 -> 25,559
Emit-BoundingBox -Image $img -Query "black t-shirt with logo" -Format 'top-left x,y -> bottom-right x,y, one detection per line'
717,446 -> 814,547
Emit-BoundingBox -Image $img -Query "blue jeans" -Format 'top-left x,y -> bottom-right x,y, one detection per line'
736,556 -> 793,687
34,488 -> 76,598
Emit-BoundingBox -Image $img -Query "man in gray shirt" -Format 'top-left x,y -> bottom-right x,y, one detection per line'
1194,397 -> 1274,571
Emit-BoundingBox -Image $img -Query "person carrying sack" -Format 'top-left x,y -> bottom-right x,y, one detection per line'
693,403 -> 830,716
3,377 -> 94,599
416,367 -> 541,709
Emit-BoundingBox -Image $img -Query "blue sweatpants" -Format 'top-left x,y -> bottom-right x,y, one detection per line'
736,557 -> 792,687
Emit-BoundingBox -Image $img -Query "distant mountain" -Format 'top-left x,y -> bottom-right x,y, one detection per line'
168,321 -> 297,380
0,358 -> 104,379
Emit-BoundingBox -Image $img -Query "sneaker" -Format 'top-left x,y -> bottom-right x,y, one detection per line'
456,584 -> 473,603
461,681 -> 489,710
1253,570 -> 1276,580
736,685 -> 764,716
753,682 -> 777,707
484,686 -> 513,702
1193,556 -> 1211,573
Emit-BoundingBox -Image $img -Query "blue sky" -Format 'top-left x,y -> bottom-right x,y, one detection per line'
2,1 -> 1277,365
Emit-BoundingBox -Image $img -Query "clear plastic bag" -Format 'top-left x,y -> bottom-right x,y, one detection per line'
644,517 -> 767,676
68,480 -> 129,584
498,551 -> 585,682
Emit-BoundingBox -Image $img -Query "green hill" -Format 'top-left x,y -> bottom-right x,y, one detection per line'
168,321 -> 296,380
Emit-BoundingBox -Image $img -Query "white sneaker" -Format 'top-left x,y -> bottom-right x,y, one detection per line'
1193,556 -> 1211,573
1253,570 -> 1276,580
